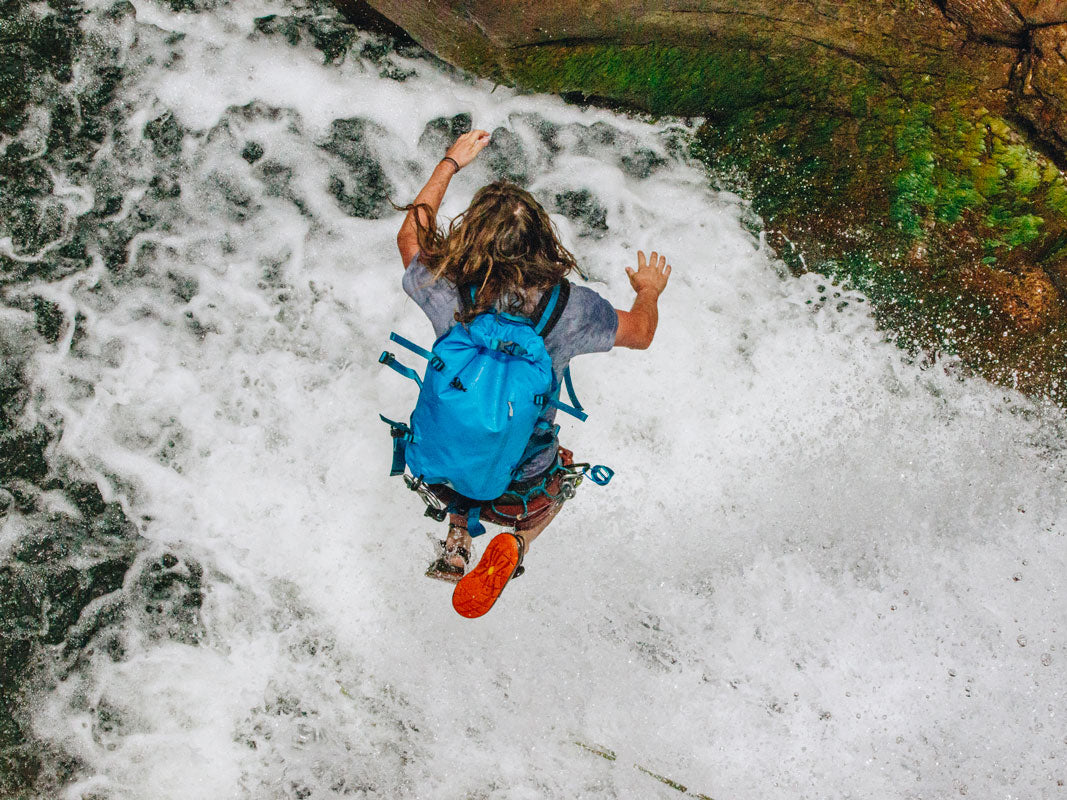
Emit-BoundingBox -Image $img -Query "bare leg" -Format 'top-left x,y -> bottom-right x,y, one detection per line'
515,500 -> 563,552
448,500 -> 564,562
444,519 -> 472,571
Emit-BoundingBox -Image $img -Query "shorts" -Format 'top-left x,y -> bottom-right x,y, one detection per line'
428,447 -> 575,532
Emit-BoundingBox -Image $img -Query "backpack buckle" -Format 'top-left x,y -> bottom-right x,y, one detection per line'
492,339 -> 526,356
429,355 -> 445,371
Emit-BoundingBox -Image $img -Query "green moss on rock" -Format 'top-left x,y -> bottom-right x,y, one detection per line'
500,42 -> 861,118
485,34 -> 1067,402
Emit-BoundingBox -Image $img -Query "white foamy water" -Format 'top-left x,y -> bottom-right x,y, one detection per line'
10,0 -> 1067,797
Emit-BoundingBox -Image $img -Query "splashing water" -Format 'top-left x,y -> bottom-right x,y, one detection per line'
3,0 -> 1067,797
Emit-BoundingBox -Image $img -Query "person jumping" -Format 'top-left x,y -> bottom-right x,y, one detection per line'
389,128 -> 671,617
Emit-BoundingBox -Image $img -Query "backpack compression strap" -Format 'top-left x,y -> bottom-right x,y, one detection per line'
537,367 -> 588,421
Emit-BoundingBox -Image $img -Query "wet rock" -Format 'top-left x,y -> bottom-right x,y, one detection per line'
254,14 -> 305,47
40,555 -> 133,645
336,0 -> 421,52
572,121 -> 620,153
143,111 -> 184,160
253,12 -> 361,64
148,173 -> 182,200
8,197 -> 66,255
60,593 -> 126,658
91,698 -> 142,751
418,113 -> 472,156
32,297 -> 65,344
0,309 -> 34,426
134,552 -> 206,645
0,565 -> 43,635
0,425 -> 52,483
14,743 -> 82,799
553,189 -> 608,237
13,520 -> 80,565
483,126 -> 527,185
241,140 -> 265,163
0,743 -> 42,799
167,271 -> 199,303
620,148 -> 668,180
66,481 -> 107,519
320,118 -> 392,218
106,0 -> 136,19
942,0 -> 1027,43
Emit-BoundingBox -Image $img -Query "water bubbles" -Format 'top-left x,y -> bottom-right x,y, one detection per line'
4,0 -> 1067,797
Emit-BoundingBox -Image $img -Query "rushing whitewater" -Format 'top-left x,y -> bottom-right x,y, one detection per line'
3,0 -> 1067,797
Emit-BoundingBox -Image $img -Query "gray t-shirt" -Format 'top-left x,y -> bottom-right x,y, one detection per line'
402,254 -> 618,481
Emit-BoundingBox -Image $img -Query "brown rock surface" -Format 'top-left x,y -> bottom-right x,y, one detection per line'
362,0 -> 1067,163
1015,24 -> 1067,157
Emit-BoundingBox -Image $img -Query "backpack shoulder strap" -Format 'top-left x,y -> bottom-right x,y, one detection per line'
458,280 -> 570,336
532,280 -> 570,338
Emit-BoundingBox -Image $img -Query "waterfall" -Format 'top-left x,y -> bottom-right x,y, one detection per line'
3,0 -> 1066,796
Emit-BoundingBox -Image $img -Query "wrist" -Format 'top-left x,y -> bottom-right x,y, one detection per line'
440,156 -> 460,173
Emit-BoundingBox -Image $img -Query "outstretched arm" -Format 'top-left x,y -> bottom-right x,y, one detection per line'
615,250 -> 672,350
397,129 -> 491,268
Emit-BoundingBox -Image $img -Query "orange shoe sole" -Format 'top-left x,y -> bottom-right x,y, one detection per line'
452,533 -> 522,618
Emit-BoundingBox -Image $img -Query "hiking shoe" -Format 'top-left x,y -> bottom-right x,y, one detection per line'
452,533 -> 525,618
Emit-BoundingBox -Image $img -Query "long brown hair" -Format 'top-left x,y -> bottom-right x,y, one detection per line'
405,181 -> 578,322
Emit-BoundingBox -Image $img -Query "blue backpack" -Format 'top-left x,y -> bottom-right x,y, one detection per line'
379,282 -> 593,506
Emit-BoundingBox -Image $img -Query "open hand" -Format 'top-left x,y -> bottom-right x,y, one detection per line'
626,250 -> 672,296
445,129 -> 491,169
